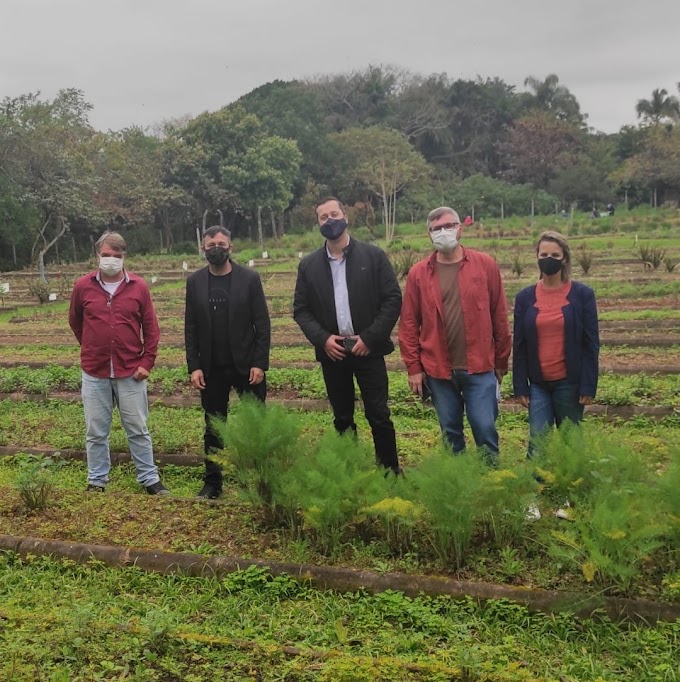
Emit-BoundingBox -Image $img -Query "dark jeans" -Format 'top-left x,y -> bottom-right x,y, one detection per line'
320,355 -> 399,473
201,364 -> 267,487
527,379 -> 583,458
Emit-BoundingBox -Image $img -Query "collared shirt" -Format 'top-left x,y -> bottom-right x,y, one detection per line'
326,236 -> 354,336
69,270 -> 160,379
399,248 -> 511,379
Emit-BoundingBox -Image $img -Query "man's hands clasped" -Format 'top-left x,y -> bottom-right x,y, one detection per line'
323,335 -> 370,361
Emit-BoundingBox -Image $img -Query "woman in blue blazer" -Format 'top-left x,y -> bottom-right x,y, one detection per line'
513,231 -> 599,457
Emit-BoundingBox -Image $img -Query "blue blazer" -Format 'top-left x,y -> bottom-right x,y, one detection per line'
512,281 -> 599,397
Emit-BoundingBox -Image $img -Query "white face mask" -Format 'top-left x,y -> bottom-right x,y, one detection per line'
431,230 -> 459,253
99,256 -> 124,277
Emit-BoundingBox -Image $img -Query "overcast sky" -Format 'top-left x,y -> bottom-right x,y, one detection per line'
2,0 -> 679,134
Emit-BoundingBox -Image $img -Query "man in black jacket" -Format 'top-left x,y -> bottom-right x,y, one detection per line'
293,198 -> 402,473
185,226 -> 271,498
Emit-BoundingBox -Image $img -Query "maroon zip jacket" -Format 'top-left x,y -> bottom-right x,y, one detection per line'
69,270 -> 160,379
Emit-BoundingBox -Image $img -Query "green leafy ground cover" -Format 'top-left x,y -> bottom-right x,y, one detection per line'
1,365 -> 679,407
1,343 -> 678,370
1,553 -> 678,681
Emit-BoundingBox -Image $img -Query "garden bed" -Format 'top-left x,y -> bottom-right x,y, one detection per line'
2,533 -> 679,624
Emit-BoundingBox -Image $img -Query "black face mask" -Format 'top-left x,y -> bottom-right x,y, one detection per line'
205,246 -> 230,266
538,257 -> 563,277
320,217 -> 347,241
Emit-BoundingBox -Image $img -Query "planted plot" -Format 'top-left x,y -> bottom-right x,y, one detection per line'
1,555 -> 678,682
1,365 -> 679,408
0,402 -> 679,604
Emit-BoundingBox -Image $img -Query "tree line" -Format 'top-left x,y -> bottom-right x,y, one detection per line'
1,66 -> 679,272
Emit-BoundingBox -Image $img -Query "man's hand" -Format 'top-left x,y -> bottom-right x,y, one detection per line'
579,395 -> 593,406
190,369 -> 206,390
350,336 -> 370,357
133,367 -> 150,382
249,367 -> 265,385
408,372 -> 424,397
518,395 -> 529,408
494,369 -> 507,384
324,335 -> 347,361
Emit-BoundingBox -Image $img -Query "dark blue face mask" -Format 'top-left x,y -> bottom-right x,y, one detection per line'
320,218 -> 347,241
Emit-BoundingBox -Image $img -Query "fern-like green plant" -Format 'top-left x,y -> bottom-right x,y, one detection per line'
281,431 -> 387,555
362,496 -> 424,556
658,447 -> 680,554
404,449 -> 487,569
546,486 -> 666,593
477,465 -> 538,548
533,422 -> 650,507
212,397 -> 302,525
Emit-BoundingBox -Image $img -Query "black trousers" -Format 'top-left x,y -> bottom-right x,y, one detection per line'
201,365 -> 267,487
320,355 -> 399,473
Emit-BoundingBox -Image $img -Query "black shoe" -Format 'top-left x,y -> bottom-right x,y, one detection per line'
145,481 -> 170,496
196,484 -> 222,499
86,483 -> 105,493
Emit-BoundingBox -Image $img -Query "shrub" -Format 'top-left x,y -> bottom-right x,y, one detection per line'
637,244 -> 665,270
477,466 -> 537,548
282,431 -> 387,555
532,422 -> 650,507
389,249 -> 420,280
212,397 -> 302,525
663,255 -> 678,272
510,250 -> 527,278
547,486 -> 666,593
363,496 -> 424,556
404,449 -> 487,569
15,453 -> 63,511
574,242 -> 593,275
28,279 -> 51,304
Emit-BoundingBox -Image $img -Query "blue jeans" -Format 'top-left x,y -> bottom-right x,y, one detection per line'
527,379 -> 584,458
81,371 -> 160,488
426,370 -> 499,464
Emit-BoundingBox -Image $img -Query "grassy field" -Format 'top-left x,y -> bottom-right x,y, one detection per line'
0,208 -> 679,680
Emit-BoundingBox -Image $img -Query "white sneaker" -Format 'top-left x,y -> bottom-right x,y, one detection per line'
526,504 -> 542,521
555,500 -> 573,521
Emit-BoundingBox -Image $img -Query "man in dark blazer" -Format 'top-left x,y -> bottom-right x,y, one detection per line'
293,197 -> 402,473
185,225 -> 271,498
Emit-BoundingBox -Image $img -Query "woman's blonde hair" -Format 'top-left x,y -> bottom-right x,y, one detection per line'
536,230 -> 571,281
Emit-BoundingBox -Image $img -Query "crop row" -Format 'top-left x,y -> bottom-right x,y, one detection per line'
1,365 -> 679,408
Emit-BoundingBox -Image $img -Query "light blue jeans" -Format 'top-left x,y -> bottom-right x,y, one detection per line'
81,371 -> 160,488
426,370 -> 500,465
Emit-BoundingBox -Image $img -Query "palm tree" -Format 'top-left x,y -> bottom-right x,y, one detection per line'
523,74 -> 584,125
635,88 -> 680,125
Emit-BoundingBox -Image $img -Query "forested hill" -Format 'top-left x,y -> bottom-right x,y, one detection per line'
1,67 -> 679,271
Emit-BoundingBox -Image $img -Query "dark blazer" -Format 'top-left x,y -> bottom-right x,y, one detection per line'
513,280 -> 599,398
185,262 -> 271,377
293,238 -> 402,362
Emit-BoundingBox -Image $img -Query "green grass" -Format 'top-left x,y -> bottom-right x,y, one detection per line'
2,398 -> 679,469
1,554 -> 677,681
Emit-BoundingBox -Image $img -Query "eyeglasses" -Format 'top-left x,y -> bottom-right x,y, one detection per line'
429,222 -> 460,233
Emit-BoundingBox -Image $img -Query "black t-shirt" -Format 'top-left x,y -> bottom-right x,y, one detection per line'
209,272 -> 234,368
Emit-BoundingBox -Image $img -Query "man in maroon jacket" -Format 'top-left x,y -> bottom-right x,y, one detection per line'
399,207 -> 511,465
69,231 -> 168,494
